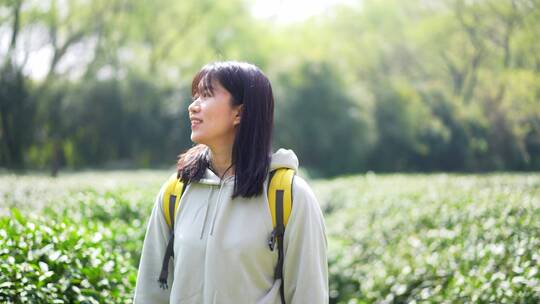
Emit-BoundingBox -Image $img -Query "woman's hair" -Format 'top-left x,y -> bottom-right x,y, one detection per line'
176,61 -> 274,198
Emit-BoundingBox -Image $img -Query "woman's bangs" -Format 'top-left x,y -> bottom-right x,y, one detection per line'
191,69 -> 215,98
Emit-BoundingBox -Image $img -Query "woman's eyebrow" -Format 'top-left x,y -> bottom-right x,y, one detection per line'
197,78 -> 215,95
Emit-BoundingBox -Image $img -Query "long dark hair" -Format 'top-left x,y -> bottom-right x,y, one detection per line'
176,61 -> 274,198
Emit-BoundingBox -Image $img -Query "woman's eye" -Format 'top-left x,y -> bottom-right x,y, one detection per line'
193,91 -> 212,101
202,90 -> 213,98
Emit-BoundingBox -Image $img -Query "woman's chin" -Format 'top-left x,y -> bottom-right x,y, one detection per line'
190,134 -> 205,145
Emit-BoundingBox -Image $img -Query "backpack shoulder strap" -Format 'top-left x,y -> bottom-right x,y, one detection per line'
267,168 -> 295,304
268,168 -> 295,229
158,172 -> 186,289
162,173 -> 185,230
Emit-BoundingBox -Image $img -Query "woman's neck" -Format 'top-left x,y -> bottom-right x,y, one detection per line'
208,146 -> 235,179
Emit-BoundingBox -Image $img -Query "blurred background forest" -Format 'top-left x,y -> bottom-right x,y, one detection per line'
1,0 -> 539,177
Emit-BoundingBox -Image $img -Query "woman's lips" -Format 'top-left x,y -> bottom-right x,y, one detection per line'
191,119 -> 202,128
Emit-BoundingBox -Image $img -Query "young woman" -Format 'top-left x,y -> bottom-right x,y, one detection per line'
133,61 -> 328,304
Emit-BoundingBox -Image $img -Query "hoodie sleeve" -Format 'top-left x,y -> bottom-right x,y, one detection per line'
133,180 -> 173,304
283,176 -> 329,304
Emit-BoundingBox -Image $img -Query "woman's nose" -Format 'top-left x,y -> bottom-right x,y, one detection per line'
188,98 -> 200,113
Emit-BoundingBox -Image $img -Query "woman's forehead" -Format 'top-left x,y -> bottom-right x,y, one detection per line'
196,76 -> 225,95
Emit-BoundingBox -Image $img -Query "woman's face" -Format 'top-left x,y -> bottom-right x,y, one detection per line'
188,78 -> 242,148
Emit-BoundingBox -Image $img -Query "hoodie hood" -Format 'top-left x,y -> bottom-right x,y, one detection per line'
270,148 -> 299,172
199,148 -> 299,185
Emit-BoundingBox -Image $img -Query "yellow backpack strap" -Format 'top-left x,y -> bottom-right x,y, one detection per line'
267,168 -> 295,304
162,173 -> 185,230
158,173 -> 186,289
268,168 -> 295,230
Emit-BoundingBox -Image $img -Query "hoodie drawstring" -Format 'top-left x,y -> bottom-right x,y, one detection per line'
210,179 -> 228,236
199,187 -> 214,239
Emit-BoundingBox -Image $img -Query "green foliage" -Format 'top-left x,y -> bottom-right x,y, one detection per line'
1,0 -> 539,174
315,173 -> 540,303
0,64 -> 33,169
30,75 -> 192,169
369,79 -> 437,171
0,210 -> 136,303
0,171 -> 162,303
2,171 -> 540,302
274,62 -> 373,177
318,0 -> 540,173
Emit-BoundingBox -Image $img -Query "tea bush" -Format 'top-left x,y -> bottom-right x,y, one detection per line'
0,209 -> 135,303
1,171 -> 540,303
0,171 -> 163,303
316,173 -> 540,303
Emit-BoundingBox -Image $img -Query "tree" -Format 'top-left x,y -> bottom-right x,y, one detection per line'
274,61 -> 374,177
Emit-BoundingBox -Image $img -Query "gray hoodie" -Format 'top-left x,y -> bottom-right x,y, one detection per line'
133,149 -> 329,303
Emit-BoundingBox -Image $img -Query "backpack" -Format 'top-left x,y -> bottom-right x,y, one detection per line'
157,168 -> 295,304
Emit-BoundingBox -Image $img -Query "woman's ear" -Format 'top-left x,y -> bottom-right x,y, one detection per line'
233,105 -> 243,126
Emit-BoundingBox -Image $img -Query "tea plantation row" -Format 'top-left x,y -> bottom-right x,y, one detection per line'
1,171 -> 539,303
